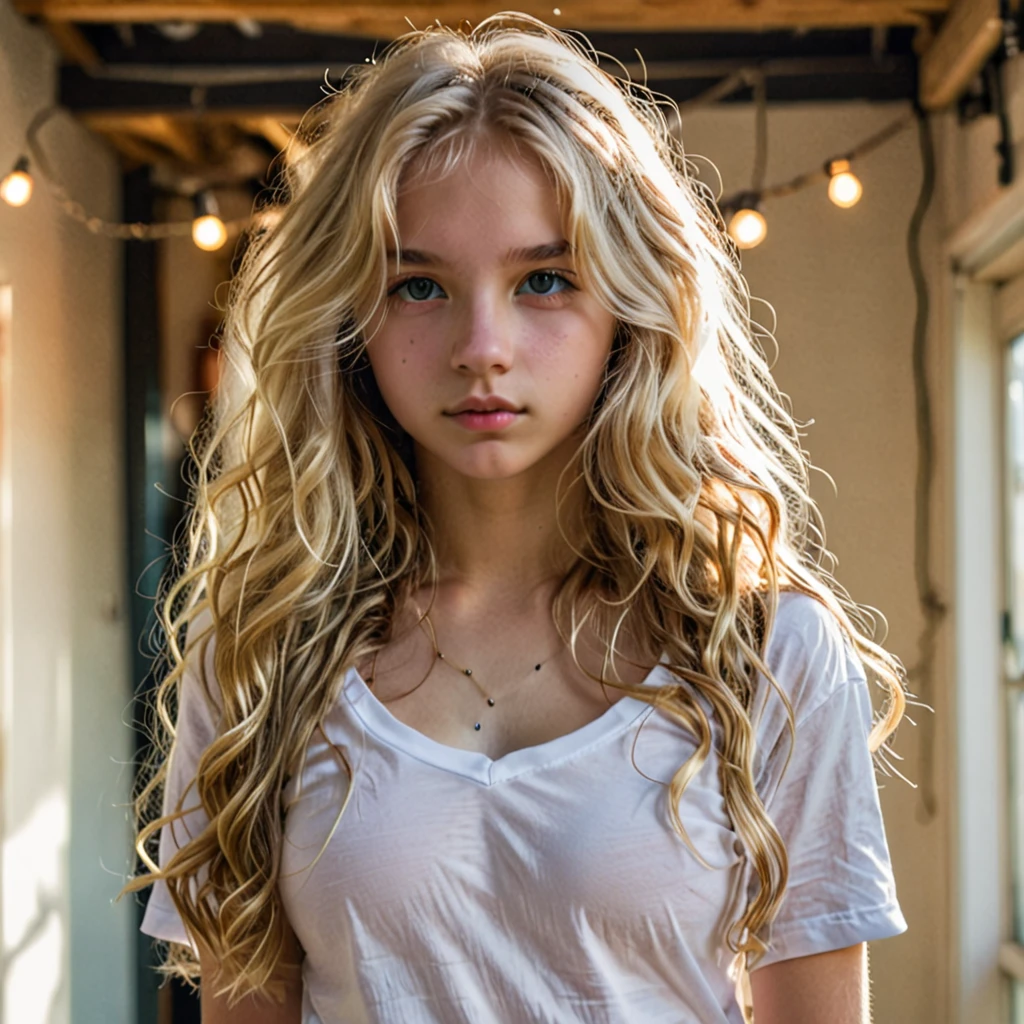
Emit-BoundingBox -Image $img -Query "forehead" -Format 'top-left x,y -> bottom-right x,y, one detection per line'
387,142 -> 566,267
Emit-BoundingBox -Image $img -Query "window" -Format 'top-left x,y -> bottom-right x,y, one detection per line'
1004,328 -> 1024,1024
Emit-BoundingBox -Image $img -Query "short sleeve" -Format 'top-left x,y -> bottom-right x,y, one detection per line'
746,675 -> 908,970
139,610 -> 222,953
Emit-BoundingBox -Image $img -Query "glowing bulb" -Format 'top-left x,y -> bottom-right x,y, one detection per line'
191,189 -> 227,250
1,157 -> 33,207
727,207 -> 767,250
192,214 -> 227,250
827,159 -> 862,209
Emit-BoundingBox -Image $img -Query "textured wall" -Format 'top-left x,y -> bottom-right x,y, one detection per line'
0,1 -> 133,1022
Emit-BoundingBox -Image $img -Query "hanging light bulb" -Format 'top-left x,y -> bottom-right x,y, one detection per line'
1,156 -> 34,208
726,193 -> 767,250
192,189 -> 227,251
729,208 -> 767,249
826,158 -> 863,209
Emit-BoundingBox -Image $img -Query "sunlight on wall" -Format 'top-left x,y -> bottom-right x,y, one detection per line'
2,787 -> 68,1024
0,285 -> 9,758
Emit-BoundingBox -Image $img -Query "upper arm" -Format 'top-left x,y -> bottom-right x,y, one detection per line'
197,919 -> 305,1024
749,942 -> 870,1024
743,675 -> 906,966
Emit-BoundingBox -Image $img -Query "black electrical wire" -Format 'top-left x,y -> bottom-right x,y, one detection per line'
905,102 -> 945,824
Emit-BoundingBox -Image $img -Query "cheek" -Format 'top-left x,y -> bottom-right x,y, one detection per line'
533,317 -> 614,390
365,331 -> 434,423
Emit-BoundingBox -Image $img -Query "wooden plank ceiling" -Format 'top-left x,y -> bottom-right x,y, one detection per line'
10,0 -> 1009,181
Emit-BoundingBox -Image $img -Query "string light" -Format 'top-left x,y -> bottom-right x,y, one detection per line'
715,111 -> 912,253
1,156 -> 34,208
726,193 -> 768,250
9,85 -> 912,250
724,70 -> 769,250
729,208 -> 768,249
827,158 -> 864,208
191,190 -> 228,251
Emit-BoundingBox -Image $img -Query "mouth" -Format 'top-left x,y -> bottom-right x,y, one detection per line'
444,408 -> 523,431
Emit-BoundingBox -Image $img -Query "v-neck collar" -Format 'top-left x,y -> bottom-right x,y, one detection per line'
339,659 -> 667,787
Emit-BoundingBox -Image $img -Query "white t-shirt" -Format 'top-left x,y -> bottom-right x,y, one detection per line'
140,590 -> 907,1023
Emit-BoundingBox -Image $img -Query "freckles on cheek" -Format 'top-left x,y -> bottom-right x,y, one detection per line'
537,324 -> 608,387
390,336 -> 415,367
526,328 -> 571,379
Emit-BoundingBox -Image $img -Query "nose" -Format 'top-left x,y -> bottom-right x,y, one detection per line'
449,292 -> 515,376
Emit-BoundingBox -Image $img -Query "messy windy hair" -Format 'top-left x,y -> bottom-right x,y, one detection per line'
119,11 -> 909,1010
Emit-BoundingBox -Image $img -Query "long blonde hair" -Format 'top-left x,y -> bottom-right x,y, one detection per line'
119,11 -> 909,1008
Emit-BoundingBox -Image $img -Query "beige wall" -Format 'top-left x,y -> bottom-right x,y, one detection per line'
679,100 -> 949,1022
0,2 -> 134,1023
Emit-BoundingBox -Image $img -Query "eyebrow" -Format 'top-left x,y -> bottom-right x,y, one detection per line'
385,239 -> 573,267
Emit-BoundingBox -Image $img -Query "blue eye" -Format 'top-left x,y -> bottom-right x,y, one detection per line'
385,272 -> 573,303
518,271 -> 574,296
389,277 -> 446,303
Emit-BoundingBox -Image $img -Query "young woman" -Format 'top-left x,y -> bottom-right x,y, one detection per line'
121,12 -> 910,1023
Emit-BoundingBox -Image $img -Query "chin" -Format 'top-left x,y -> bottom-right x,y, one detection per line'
435,442 -> 547,480
453,454 -> 537,480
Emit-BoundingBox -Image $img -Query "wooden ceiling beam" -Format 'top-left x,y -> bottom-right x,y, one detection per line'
80,112 -> 284,180
236,116 -> 295,152
97,129 -> 172,166
14,0 -> 949,32
151,115 -> 205,163
918,0 -> 1008,109
80,108 -> 306,126
81,112 -> 205,162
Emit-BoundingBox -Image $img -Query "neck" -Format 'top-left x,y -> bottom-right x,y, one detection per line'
413,440 -> 584,613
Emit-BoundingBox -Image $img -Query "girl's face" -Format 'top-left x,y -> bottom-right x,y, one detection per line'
364,140 -> 618,481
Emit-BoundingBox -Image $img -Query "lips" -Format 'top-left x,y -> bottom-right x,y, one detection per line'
444,398 -> 524,433
445,395 -> 523,415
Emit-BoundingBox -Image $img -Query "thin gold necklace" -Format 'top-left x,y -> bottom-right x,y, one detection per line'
419,610 -> 565,731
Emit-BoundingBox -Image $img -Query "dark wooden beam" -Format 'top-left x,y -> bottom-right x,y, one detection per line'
57,51 -> 916,116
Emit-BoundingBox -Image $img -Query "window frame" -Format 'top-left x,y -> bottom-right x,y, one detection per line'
946,177 -> 1024,1022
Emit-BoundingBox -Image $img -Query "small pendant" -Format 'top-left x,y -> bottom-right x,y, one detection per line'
464,668 -> 472,676
487,698 -> 495,706
535,664 -> 541,671
474,722 -> 481,730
